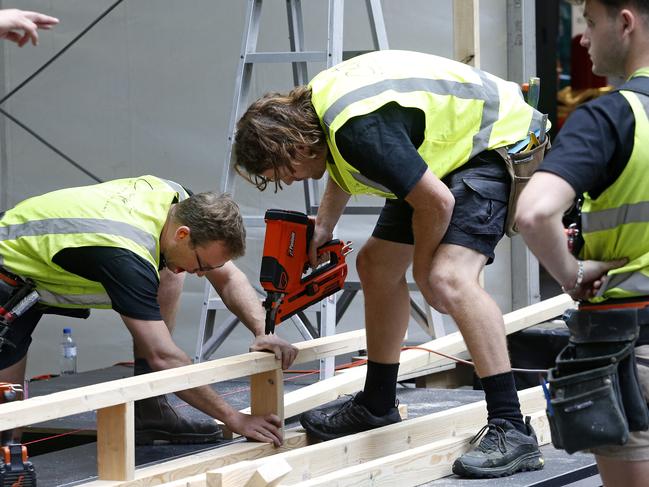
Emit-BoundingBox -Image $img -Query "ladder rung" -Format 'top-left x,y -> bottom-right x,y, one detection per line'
246,51 -> 327,64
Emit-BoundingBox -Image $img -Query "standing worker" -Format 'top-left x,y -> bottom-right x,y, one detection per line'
234,49 -> 548,478
516,1 -> 649,485
0,8 -> 59,47
0,175 -> 298,446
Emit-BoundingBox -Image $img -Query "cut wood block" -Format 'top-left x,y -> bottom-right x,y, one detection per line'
246,459 -> 292,487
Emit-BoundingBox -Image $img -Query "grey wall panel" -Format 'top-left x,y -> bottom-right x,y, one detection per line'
0,1 -> 513,376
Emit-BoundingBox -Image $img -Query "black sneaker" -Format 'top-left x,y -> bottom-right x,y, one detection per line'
452,416 -> 544,478
299,394 -> 401,441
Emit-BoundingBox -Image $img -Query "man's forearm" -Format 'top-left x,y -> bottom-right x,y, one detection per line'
209,265 -> 265,336
316,178 -> 351,231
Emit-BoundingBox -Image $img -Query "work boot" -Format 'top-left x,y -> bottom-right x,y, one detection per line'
452,416 -> 544,478
134,395 -> 222,445
299,394 -> 401,441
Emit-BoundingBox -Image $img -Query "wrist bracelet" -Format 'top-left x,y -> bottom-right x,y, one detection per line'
562,260 -> 584,293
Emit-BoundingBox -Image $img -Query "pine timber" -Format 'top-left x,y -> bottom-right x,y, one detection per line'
17,295 -> 572,484
205,386 -> 547,487
0,329 -> 366,432
97,402 -> 135,481
81,431 -> 309,487
453,0 -> 480,66
255,294 -> 574,419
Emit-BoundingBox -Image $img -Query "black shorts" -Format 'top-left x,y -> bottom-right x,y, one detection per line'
0,305 -> 44,369
372,150 -> 510,264
0,300 -> 90,369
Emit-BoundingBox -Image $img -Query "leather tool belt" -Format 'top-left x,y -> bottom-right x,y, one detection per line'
495,131 -> 551,237
0,266 -> 39,352
546,302 -> 649,454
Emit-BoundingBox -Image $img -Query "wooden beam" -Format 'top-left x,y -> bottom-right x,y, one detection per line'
97,402 -> 135,481
453,0 -> 480,67
273,294 -> 574,418
79,431 -> 309,487
0,329 -> 366,431
206,387 -> 547,487
287,413 -> 547,487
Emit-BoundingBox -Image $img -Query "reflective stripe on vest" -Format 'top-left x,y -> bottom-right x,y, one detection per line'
581,71 -> 649,300
310,50 -> 544,197
320,74 -> 503,163
0,175 -> 184,308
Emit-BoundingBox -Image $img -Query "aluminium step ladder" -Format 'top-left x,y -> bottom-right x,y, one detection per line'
195,0 -> 446,379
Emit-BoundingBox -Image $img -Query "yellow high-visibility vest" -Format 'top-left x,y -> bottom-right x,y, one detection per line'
0,175 -> 187,308
309,50 -> 545,197
581,68 -> 649,301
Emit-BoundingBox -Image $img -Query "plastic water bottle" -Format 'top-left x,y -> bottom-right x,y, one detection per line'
60,327 -> 77,375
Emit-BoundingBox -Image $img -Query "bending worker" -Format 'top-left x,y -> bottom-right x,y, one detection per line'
234,49 -> 547,478
0,175 -> 297,446
517,0 -> 649,485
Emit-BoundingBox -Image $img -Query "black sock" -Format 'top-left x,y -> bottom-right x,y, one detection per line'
480,371 -> 526,433
134,358 -> 152,376
355,360 -> 399,416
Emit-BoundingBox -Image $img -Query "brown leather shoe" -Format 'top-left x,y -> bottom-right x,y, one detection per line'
134,395 -> 222,445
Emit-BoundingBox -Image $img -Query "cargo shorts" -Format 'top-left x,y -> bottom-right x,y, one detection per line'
372,150 -> 510,264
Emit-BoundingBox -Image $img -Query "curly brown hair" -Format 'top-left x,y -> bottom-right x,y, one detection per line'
174,192 -> 246,258
234,85 -> 327,192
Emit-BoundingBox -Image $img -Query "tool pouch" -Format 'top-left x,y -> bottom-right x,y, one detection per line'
546,307 -> 649,453
495,134 -> 550,237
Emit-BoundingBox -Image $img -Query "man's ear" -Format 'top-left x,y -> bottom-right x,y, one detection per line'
295,144 -> 317,160
175,225 -> 191,241
620,9 -> 635,36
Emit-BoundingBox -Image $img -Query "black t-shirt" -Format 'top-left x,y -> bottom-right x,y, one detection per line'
53,246 -> 162,321
335,102 -> 428,199
538,90 -> 635,199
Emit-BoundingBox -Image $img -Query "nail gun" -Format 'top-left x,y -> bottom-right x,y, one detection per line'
260,209 -> 352,335
0,383 -> 36,487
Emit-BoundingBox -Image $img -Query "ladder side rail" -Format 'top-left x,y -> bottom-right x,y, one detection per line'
327,0 -> 344,68
365,0 -> 390,50
194,281 -> 216,361
287,0 -> 309,86
222,0 -> 263,194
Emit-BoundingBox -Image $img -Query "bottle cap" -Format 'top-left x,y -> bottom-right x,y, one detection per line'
63,327 -> 72,334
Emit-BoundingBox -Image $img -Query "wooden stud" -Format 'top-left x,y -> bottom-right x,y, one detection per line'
251,368 -> 285,433
453,0 -> 481,67
97,402 -> 135,481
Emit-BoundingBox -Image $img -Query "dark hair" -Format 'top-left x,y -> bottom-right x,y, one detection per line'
174,192 -> 246,258
569,0 -> 649,15
233,85 -> 326,191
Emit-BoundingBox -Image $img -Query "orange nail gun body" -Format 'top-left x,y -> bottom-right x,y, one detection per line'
261,209 -> 350,334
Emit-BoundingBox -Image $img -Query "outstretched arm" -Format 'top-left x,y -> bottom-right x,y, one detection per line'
121,314 -> 284,445
516,172 -> 626,300
0,9 -> 59,47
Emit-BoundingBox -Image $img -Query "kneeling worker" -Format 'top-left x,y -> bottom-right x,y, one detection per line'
0,175 -> 297,446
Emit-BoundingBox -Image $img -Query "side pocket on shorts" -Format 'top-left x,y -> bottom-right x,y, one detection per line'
450,177 -> 509,235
